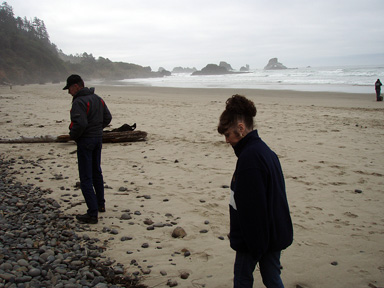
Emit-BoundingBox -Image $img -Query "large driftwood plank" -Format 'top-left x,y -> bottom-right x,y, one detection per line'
0,135 -> 57,143
0,131 -> 147,144
56,130 -> 147,143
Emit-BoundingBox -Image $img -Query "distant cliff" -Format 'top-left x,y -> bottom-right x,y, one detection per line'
61,53 -> 168,81
264,58 -> 287,70
0,3 -> 168,85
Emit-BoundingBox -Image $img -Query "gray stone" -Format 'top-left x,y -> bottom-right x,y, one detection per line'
172,227 -> 187,238
28,268 -> 41,277
120,213 -> 132,220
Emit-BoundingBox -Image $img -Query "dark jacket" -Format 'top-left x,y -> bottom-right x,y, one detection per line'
229,130 -> 293,261
69,87 -> 112,140
375,80 -> 382,91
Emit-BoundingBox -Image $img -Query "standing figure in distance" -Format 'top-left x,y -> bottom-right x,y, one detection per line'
218,95 -> 293,288
63,74 -> 112,224
375,79 -> 382,101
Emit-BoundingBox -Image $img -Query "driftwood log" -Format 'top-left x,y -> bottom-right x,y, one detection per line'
0,135 -> 58,144
0,124 -> 147,144
56,130 -> 147,143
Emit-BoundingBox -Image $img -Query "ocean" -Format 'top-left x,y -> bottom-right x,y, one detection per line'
115,65 -> 384,94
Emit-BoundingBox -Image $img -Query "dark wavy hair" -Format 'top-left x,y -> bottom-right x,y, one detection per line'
217,94 -> 257,134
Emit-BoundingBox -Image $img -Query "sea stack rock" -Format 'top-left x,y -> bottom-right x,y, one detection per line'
264,58 -> 287,70
219,61 -> 233,71
172,67 -> 197,73
240,64 -> 250,72
192,64 -> 230,75
158,67 -> 171,76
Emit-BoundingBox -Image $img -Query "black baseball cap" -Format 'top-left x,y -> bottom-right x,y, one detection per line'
63,74 -> 83,90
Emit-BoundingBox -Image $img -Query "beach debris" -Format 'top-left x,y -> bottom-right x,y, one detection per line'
172,227 -> 187,238
0,135 -> 57,143
108,123 -> 136,132
0,124 -> 147,144
57,130 -> 147,143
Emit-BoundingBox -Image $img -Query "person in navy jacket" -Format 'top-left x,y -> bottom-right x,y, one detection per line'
63,74 -> 112,224
218,95 -> 293,288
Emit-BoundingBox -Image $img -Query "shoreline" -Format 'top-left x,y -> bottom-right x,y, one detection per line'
1,83 -> 383,288
100,81 -> 374,94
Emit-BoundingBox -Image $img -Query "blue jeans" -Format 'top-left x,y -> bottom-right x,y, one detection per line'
76,137 -> 105,217
234,250 -> 284,288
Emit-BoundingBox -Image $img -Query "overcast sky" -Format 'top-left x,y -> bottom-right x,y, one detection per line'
8,0 -> 384,70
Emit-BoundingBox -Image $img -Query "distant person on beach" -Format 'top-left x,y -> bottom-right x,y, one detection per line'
375,79 -> 382,101
218,95 -> 293,288
63,74 -> 112,224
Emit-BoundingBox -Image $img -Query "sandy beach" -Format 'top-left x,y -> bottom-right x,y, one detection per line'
0,83 -> 383,288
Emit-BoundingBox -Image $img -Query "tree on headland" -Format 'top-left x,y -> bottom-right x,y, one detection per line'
0,2 -> 167,85
0,2 -> 67,84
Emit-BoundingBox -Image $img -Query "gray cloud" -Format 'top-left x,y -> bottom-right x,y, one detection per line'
10,0 -> 384,70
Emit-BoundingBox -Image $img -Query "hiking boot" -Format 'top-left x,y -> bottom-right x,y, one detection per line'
98,206 -> 106,213
76,213 -> 98,224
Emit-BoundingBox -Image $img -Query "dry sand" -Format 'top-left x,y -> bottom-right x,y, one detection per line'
0,83 -> 383,288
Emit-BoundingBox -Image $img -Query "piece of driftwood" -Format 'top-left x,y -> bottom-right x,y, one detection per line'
0,135 -> 58,144
0,123 -> 147,144
56,130 -> 147,143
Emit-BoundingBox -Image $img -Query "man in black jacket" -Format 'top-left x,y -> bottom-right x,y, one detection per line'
63,74 -> 112,224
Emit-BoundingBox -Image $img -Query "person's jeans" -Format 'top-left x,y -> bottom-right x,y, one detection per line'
76,137 -> 105,217
234,250 -> 284,288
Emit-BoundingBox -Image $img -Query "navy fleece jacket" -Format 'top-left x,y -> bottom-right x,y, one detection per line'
69,87 -> 112,140
229,130 -> 293,261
